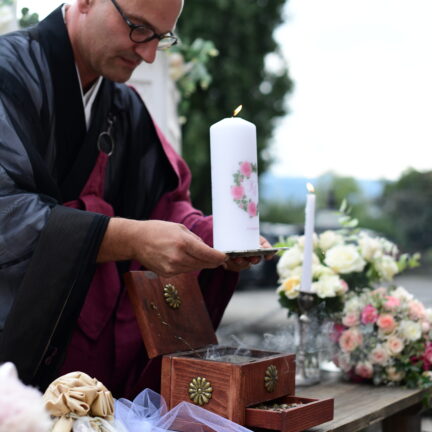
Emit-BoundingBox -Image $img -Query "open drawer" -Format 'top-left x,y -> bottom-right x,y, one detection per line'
245,395 -> 334,432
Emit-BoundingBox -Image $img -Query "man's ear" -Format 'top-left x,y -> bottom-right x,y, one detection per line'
77,0 -> 94,14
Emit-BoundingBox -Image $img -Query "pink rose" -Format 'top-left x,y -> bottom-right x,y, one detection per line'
231,185 -> 245,200
330,323 -> 346,343
342,312 -> 359,327
339,279 -> 349,294
386,336 -> 404,354
408,300 -> 426,320
361,304 -> 378,325
384,296 -> 400,310
372,287 -> 386,296
377,314 -> 396,333
422,321 -> 431,333
369,346 -> 389,365
247,201 -> 257,217
355,362 -> 373,379
423,343 -> 432,370
339,329 -> 363,352
240,161 -> 252,177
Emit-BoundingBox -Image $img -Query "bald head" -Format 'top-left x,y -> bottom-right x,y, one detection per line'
66,0 -> 184,89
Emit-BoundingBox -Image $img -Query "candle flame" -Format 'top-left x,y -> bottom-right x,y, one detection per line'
233,105 -> 243,117
306,182 -> 315,193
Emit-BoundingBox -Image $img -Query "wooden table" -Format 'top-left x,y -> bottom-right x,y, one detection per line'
297,378 -> 427,432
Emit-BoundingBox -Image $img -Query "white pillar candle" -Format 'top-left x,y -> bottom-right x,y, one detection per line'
300,183 -> 316,292
210,110 -> 260,251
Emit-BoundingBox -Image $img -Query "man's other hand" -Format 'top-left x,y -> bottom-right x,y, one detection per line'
223,235 -> 275,272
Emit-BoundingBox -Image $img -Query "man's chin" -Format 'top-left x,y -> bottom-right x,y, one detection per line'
104,68 -> 135,84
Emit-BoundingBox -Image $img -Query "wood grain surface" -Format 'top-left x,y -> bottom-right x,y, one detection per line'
297,378 -> 427,432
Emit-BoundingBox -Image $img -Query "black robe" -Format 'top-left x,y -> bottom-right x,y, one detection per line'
0,7 -> 237,393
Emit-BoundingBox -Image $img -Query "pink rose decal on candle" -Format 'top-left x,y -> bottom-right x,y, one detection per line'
231,185 -> 245,201
240,161 -> 252,177
231,161 -> 258,218
247,201 -> 257,217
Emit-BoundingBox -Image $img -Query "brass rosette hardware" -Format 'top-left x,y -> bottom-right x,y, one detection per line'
188,377 -> 213,406
264,365 -> 278,392
163,284 -> 181,309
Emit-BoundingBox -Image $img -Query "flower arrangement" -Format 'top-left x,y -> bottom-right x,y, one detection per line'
334,286 -> 432,389
275,202 -> 420,318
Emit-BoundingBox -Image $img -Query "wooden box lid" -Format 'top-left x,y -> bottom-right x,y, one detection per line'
124,271 -> 218,359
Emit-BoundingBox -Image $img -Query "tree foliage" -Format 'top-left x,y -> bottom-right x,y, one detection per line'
176,0 -> 293,213
379,169 -> 432,253
260,199 -> 303,224
315,172 -> 364,209
19,8 -> 39,28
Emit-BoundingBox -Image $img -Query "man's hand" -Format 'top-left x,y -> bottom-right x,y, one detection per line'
97,218 -> 227,277
223,235 -> 275,272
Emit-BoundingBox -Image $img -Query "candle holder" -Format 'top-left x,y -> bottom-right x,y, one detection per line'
295,292 -> 320,387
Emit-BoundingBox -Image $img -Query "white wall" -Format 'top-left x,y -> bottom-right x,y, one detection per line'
0,3 -> 18,34
128,53 -> 182,154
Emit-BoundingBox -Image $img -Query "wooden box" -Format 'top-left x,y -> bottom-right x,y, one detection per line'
125,271 -> 333,431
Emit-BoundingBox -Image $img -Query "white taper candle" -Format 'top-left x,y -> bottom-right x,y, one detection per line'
300,183 -> 316,292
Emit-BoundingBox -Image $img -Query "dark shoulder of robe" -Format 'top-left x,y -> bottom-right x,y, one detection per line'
0,7 -> 238,387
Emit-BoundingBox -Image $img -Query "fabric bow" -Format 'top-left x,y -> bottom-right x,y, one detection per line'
43,371 -> 115,432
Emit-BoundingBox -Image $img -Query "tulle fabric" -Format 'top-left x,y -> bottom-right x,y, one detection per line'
115,389 -> 253,432
72,415 -> 127,432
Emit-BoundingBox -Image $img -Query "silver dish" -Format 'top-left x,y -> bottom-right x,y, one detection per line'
224,247 -> 289,258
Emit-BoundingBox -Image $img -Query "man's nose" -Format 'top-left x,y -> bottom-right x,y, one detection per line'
134,39 -> 159,64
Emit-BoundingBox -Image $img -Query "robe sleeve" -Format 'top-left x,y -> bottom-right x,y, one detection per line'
149,127 -> 239,328
0,79 -> 109,386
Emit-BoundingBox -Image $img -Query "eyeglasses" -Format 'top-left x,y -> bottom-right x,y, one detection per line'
110,0 -> 178,50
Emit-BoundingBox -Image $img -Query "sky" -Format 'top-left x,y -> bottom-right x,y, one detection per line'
271,0 -> 432,180
19,0 -> 432,181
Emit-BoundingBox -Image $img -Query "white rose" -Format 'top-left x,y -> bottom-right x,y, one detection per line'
425,308 -> 432,323
277,245 -> 303,279
369,345 -> 390,366
313,264 -> 335,278
324,245 -> 366,274
318,231 -> 343,251
382,238 -> 399,256
374,255 -> 399,281
290,266 -> 303,278
358,234 -> 383,261
297,233 -> 318,250
392,286 -> 413,301
344,297 -> 362,314
398,320 -> 422,341
385,335 -> 404,354
312,275 -> 342,298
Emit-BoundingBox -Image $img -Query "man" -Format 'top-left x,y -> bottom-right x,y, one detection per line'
0,0 -> 269,397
